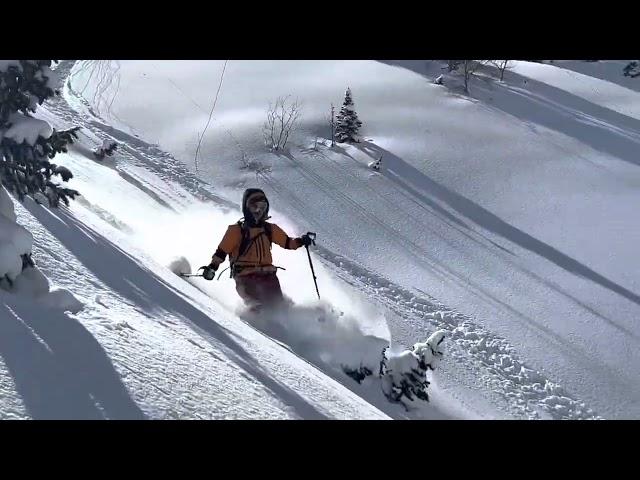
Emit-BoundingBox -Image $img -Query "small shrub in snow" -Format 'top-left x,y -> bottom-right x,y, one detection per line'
262,96 -> 301,151
368,154 -> 383,172
327,103 -> 336,147
93,138 -> 118,160
489,60 -> 512,81
461,60 -> 490,93
335,88 -> 363,143
445,60 -> 491,93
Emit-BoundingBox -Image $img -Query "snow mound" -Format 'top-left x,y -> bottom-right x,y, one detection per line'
0,185 -> 83,313
11,263 -> 83,313
0,186 -> 31,282
37,288 -> 84,314
0,216 -> 33,281
10,264 -> 50,296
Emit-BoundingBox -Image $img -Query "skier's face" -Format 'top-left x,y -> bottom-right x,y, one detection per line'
248,195 -> 267,221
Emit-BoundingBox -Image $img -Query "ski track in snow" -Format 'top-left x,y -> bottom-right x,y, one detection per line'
35,60 -> 604,419
257,146 -> 600,418
254,145 -> 603,419
1,64 -> 388,419
315,248 -> 600,420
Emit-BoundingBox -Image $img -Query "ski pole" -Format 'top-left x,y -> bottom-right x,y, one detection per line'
304,232 -> 320,300
180,266 -> 214,279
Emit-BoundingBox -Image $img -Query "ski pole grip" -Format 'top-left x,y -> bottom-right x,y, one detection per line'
306,232 -> 317,246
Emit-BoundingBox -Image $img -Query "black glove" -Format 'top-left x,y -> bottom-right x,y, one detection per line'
299,233 -> 315,247
200,264 -> 218,280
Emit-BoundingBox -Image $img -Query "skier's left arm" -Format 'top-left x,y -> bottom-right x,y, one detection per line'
271,224 -> 311,250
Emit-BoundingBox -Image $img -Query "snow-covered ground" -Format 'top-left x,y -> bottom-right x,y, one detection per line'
2,59 -> 639,419
1,159 -> 395,419
64,59 -> 640,419
0,61 -> 453,419
3,190 -> 394,419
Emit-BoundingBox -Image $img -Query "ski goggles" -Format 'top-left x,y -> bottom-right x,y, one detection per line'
247,195 -> 267,205
249,202 -> 267,214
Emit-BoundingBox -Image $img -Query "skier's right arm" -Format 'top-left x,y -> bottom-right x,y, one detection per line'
210,225 -> 241,269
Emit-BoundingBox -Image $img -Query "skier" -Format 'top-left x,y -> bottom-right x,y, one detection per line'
201,188 -> 313,310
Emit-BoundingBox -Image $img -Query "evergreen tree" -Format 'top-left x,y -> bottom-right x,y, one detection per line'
335,87 -> 362,143
1,60 -> 80,208
623,61 -> 640,78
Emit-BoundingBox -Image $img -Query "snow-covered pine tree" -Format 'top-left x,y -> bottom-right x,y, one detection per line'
379,330 -> 446,410
623,61 -> 640,78
341,330 -> 446,410
335,87 -> 363,143
0,60 -> 80,208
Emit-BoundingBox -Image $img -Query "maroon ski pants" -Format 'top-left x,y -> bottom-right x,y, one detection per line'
235,272 -> 284,308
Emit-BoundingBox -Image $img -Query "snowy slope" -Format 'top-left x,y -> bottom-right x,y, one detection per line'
553,60 -> 640,94
66,59 -> 640,419
2,185 -> 395,419
1,62 -> 461,419
1,106 -> 396,419
2,192 -> 391,419
506,60 -> 640,121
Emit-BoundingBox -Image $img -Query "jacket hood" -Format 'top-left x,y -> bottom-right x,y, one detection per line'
242,188 -> 270,227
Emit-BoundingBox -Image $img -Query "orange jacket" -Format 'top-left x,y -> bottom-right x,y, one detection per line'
211,222 -> 302,276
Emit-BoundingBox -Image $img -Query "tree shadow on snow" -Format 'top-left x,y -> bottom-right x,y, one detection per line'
552,60 -> 640,94
351,142 -> 515,257
23,203 -> 329,419
353,141 -> 640,340
0,299 -> 146,420
381,60 -> 640,169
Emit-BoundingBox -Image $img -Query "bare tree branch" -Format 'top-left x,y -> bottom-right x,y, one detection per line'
263,95 -> 302,151
489,60 -> 512,81
328,103 -> 336,146
462,60 -> 491,93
